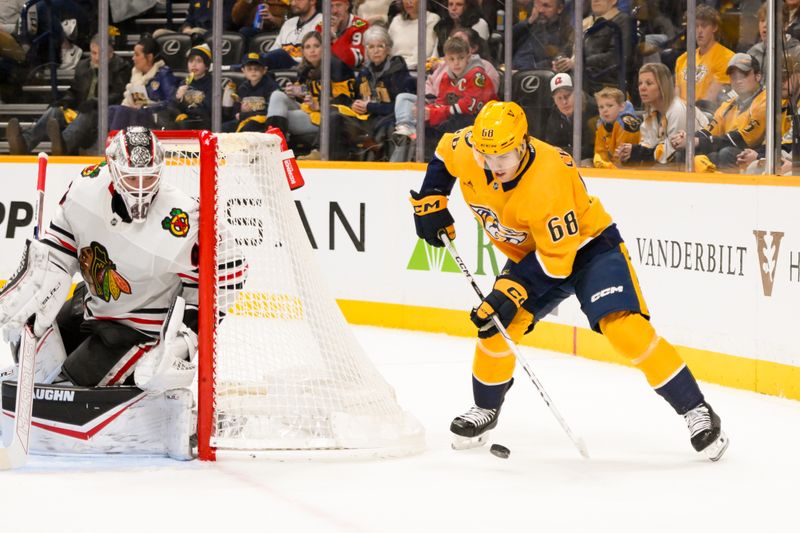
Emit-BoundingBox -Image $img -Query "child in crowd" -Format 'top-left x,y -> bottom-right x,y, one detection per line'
222,52 -> 280,132
169,44 -> 213,130
392,36 -> 495,153
593,86 -> 642,168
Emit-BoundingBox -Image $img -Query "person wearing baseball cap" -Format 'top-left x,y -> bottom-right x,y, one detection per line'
670,52 -> 765,171
542,72 -> 597,163
222,52 -> 281,132
168,43 -> 213,130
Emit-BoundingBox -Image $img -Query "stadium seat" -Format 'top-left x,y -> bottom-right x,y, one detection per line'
221,71 -> 246,89
248,32 -> 279,56
156,33 -> 193,71
510,70 -> 555,140
213,32 -> 246,66
271,69 -> 298,89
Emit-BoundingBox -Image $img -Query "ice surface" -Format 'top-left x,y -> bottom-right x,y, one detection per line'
0,326 -> 798,533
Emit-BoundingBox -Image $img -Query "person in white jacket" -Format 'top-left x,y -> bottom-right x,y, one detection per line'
616,62 -> 708,166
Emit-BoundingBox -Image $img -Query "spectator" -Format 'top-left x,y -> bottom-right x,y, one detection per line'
581,0 -> 634,94
433,0 -> 490,56
787,0 -> 800,41
738,47 -> 800,174
674,5 -> 734,109
0,0 -> 33,35
317,0 -> 370,70
222,52 -> 281,132
616,62 -> 709,166
357,0 -> 394,25
333,25 -> 414,159
593,86 -> 641,168
153,0 -> 235,42
426,29 -> 499,99
511,0 -> 574,71
232,0 -> 290,35
107,35 -> 179,131
671,53 -> 766,171
265,31 -> 356,157
392,36 -> 495,158
747,2 -> 800,70
388,0 -> 440,71
6,33 -> 130,155
543,72 -> 598,164
167,44 -> 214,130
264,0 -> 322,70
635,0 -> 678,65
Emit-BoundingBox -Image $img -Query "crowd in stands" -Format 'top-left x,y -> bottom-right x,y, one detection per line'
0,0 -> 799,174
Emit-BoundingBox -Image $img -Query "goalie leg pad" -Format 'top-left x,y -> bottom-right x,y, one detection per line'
165,388 -> 196,460
33,325 -> 67,384
1,383 -> 196,459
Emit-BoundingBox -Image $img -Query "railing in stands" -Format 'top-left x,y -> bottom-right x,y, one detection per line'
20,0 -> 59,104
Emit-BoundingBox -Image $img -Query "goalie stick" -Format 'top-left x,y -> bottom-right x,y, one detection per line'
438,231 -> 590,459
0,152 -> 48,470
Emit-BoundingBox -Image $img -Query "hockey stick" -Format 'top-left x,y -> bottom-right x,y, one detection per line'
438,232 -> 590,459
0,153 -> 48,469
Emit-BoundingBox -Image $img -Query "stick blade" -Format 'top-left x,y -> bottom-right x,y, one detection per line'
0,325 -> 36,470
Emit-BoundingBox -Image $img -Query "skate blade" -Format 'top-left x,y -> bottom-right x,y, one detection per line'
703,430 -> 730,462
451,432 -> 489,450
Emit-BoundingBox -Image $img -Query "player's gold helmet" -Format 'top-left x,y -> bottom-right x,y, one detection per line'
471,101 -> 528,155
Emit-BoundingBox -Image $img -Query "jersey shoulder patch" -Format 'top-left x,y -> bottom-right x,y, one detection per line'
352,18 -> 368,28
620,114 -> 641,133
81,161 -> 107,178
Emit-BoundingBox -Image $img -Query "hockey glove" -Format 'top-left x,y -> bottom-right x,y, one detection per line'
409,189 -> 455,247
470,275 -> 528,338
0,239 -> 72,338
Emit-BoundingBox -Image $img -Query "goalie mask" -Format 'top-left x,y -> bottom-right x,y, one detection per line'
106,127 -> 165,223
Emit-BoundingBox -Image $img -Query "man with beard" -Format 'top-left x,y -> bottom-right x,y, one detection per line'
511,0 -> 574,71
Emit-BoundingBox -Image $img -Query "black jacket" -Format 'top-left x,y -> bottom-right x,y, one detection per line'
512,15 -> 574,71
583,10 -> 633,94
543,95 -> 598,162
61,54 -> 130,112
355,56 -> 415,117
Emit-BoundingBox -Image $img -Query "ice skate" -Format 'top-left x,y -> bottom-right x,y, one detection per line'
450,405 -> 499,450
684,402 -> 729,461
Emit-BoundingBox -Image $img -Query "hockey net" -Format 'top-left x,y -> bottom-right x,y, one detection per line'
155,131 -> 424,460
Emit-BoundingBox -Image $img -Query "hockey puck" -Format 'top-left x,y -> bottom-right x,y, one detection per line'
490,444 -> 510,459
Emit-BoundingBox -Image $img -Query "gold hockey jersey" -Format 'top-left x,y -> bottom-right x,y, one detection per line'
425,127 -> 616,296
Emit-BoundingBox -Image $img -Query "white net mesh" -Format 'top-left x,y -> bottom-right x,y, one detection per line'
160,132 -> 424,456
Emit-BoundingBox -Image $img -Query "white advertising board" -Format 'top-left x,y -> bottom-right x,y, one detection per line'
0,161 -> 796,370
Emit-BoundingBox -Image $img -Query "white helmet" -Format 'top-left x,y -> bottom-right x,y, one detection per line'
106,127 -> 165,223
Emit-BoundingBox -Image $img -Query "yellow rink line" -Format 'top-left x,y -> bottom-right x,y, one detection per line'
336,300 -> 800,402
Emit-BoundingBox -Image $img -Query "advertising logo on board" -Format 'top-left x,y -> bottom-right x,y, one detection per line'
752,230 -> 784,297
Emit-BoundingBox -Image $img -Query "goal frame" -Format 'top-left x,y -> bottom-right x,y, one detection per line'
150,130 -> 219,460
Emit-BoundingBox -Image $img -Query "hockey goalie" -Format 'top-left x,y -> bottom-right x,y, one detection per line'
0,127 -> 246,460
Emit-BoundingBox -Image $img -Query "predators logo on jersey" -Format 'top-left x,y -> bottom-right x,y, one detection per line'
79,241 -> 132,302
469,204 -> 528,245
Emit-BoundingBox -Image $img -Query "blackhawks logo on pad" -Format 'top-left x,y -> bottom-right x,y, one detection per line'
162,208 -> 190,237
79,242 -> 132,302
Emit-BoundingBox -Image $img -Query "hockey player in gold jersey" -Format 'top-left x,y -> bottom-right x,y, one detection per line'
410,101 -> 729,460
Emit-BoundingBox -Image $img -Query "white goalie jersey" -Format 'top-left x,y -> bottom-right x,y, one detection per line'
41,162 -> 246,337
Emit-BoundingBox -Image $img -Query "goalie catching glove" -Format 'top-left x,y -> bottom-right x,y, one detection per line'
409,189 -> 455,247
470,274 -> 529,338
0,239 -> 72,338
134,295 -> 198,393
